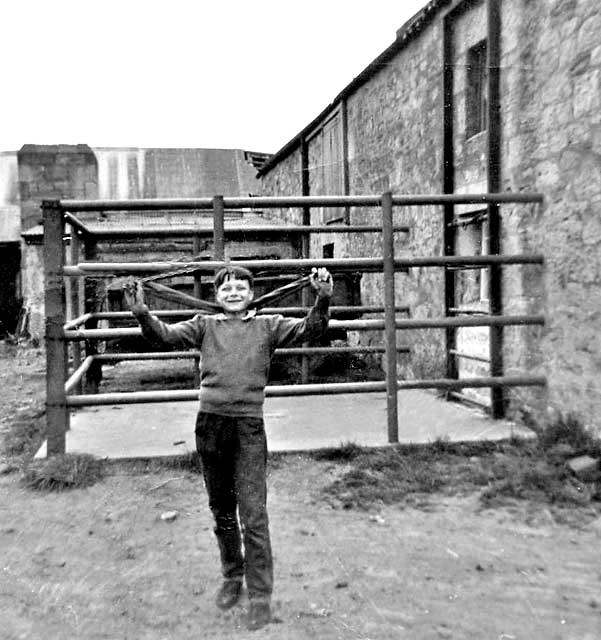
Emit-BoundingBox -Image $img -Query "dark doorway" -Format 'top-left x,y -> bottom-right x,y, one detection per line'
0,243 -> 21,335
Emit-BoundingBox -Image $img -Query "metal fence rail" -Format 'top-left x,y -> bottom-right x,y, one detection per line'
64,375 -> 547,407
59,192 -> 543,212
63,254 -> 544,277
43,192 -> 546,455
62,314 -> 545,341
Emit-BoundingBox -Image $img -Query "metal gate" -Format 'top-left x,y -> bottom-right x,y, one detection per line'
42,192 -> 546,456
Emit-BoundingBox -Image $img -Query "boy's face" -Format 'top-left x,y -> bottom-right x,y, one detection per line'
215,277 -> 254,314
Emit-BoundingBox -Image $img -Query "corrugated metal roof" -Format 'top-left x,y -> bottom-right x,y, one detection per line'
94,147 -> 266,200
21,208 -> 280,239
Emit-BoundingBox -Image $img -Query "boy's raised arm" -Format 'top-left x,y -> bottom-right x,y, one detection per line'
271,268 -> 333,347
123,278 -> 204,349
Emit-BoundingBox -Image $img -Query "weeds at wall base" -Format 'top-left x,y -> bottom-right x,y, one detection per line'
314,419 -> 601,514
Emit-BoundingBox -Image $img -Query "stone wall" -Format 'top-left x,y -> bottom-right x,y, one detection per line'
344,23 -> 447,379
17,145 -> 98,231
259,0 -> 601,435
498,0 -> 601,428
20,239 -> 44,339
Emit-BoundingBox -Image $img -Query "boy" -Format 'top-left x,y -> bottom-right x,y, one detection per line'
124,265 -> 333,631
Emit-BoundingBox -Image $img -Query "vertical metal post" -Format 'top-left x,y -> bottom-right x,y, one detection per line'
70,229 -> 83,394
382,192 -> 399,443
43,200 -> 68,455
443,12 -> 458,383
192,234 -> 202,298
341,99 -> 351,225
83,235 -> 101,393
487,0 -> 504,418
191,233 -> 203,390
213,196 -> 225,261
300,139 -> 311,383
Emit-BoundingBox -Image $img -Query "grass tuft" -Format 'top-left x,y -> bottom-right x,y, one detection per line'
317,418 -> 601,512
538,412 -> 601,455
22,454 -> 105,491
311,441 -> 365,462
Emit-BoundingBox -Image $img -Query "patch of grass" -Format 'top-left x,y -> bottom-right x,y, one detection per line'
317,422 -> 601,511
481,414 -> 601,507
318,441 -> 493,510
21,454 -> 105,491
537,412 -> 601,455
3,410 -> 45,457
311,441 -> 365,462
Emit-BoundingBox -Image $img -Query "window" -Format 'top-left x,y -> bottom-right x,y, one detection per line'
455,210 -> 489,306
466,40 -> 488,138
322,243 -> 334,259
308,112 -> 345,223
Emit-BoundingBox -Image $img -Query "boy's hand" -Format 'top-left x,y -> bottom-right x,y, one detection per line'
122,278 -> 148,314
310,267 -> 333,298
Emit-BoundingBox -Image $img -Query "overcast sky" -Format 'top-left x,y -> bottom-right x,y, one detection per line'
1,0 -> 427,154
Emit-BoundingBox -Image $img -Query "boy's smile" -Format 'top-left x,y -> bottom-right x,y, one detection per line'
215,277 -> 254,315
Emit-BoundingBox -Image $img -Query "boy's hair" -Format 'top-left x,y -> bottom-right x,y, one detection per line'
214,265 -> 254,291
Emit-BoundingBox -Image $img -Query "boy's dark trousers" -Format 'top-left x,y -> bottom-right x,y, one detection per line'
195,412 -> 273,601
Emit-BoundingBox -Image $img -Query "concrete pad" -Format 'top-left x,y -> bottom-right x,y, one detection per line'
36,390 -> 534,460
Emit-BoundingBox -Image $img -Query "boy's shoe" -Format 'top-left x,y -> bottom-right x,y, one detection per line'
215,580 -> 242,610
247,600 -> 271,631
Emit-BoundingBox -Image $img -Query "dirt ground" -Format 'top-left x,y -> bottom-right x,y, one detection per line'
1,345 -> 601,640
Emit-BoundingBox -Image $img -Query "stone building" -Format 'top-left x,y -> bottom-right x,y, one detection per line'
258,0 -> 601,434
3,145 -> 269,339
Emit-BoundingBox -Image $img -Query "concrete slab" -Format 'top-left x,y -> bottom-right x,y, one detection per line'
36,390 -> 534,460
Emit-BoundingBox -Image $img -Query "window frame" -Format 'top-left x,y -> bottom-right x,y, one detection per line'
465,39 -> 488,139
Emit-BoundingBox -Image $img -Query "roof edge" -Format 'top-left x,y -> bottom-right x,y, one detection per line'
258,0 -> 449,178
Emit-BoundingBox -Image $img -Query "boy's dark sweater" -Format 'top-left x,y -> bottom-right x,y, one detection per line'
134,296 -> 329,417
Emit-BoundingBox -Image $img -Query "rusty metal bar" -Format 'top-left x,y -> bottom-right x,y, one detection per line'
448,390 -> 491,410
63,211 -> 93,236
382,192 -> 399,443
82,305 -> 410,322
213,196 -> 225,260
63,253 -> 544,277
443,6 -> 457,387
93,345 -> 410,362
192,235 -> 202,298
61,198 -> 214,211
63,314 -> 545,341
64,355 -> 95,394
449,349 -> 490,363
63,312 -> 94,330
396,375 -> 547,391
68,230 -> 83,393
43,200 -> 69,454
64,374 -> 547,407
95,352 -> 197,361
86,224 -> 411,238
448,307 -> 488,315
59,192 -> 544,212
82,235 -> 102,394
274,346 -> 410,355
